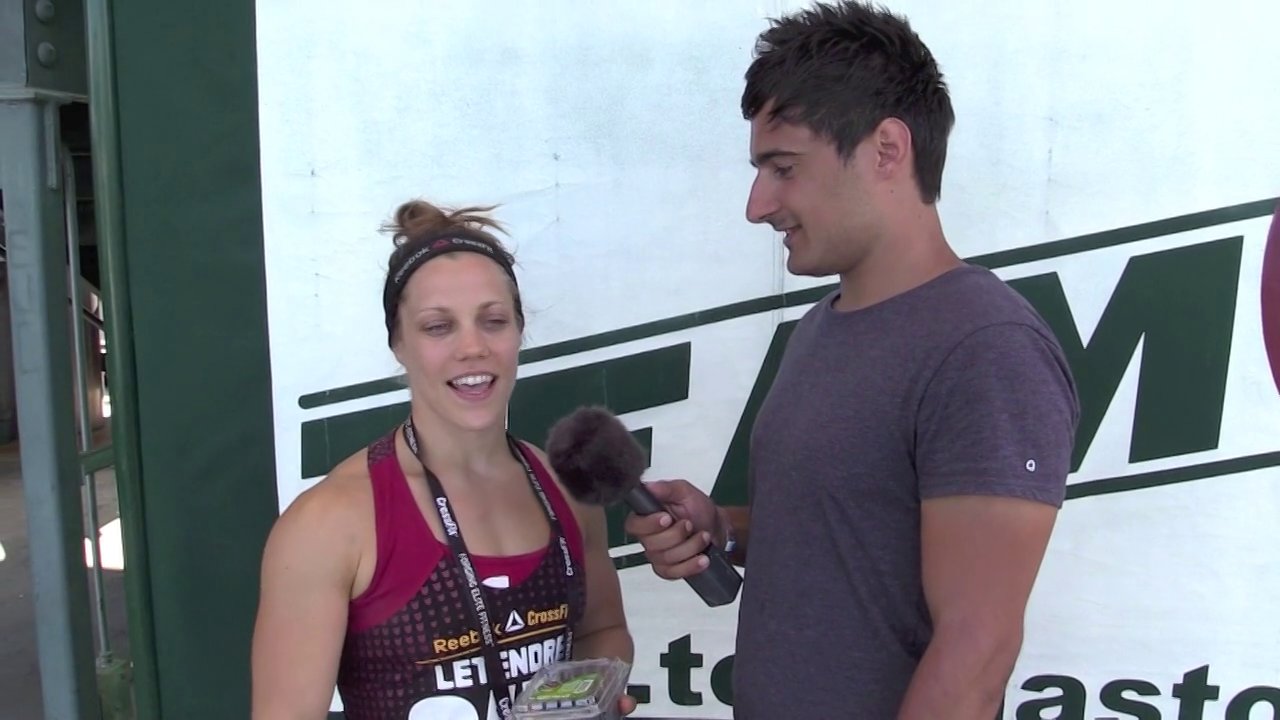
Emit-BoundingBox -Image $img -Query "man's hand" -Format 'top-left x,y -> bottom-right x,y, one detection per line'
622,480 -> 719,580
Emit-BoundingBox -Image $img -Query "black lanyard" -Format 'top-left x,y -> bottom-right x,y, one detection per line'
402,418 -> 578,718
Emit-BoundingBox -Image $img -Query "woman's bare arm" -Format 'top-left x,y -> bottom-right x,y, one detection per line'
570,504 -> 634,662
251,479 -> 364,720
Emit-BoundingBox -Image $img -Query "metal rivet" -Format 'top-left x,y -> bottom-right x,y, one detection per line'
37,42 -> 57,67
35,0 -> 56,23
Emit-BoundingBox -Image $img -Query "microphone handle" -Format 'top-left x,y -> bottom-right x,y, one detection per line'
623,485 -> 742,608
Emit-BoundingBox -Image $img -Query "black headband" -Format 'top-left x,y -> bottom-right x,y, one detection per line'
390,235 -> 518,291
383,234 -> 520,341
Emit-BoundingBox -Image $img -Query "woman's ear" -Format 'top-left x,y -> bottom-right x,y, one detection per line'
390,332 -> 406,368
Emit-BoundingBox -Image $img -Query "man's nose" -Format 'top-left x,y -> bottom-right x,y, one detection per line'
745,175 -> 779,225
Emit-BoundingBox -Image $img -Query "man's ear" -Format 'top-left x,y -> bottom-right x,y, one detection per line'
871,117 -> 913,181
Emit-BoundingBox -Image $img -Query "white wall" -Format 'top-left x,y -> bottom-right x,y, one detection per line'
256,1 -> 1280,717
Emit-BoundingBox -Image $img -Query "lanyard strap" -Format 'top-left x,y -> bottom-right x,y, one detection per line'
402,418 -> 578,717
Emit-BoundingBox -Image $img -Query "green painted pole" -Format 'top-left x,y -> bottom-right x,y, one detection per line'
85,0 -> 161,717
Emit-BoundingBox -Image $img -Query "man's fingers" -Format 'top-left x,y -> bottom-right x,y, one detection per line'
656,528 -> 711,568
651,530 -> 712,579
643,478 -> 694,503
622,510 -> 675,540
624,479 -> 716,584
636,520 -> 696,555
654,551 -> 712,580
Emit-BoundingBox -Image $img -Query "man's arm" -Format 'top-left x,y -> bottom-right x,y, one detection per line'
900,321 -> 1080,720
896,495 -> 1058,719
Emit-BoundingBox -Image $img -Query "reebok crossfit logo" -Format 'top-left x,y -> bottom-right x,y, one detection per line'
503,610 -> 525,634
430,604 -> 569,657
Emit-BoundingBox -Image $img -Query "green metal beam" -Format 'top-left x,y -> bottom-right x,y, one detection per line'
0,94 -> 101,720
79,444 -> 115,475
85,0 -> 161,717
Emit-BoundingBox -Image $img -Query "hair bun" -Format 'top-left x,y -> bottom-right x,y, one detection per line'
384,200 -> 506,247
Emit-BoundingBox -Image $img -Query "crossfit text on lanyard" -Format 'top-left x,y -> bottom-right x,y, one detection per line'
402,418 -> 577,720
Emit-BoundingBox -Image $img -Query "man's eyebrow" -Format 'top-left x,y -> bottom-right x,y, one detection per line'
749,150 -> 802,168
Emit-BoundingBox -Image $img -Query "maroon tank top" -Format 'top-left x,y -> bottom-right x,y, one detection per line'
336,429 -> 586,719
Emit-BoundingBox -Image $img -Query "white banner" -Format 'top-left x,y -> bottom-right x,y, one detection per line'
256,2 -> 1280,717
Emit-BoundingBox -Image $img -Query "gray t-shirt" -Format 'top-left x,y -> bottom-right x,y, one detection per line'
731,264 -> 1079,719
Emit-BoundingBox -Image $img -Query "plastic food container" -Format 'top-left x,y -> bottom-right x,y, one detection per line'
512,657 -> 632,720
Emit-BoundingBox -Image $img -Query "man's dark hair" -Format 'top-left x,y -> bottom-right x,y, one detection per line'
742,1 -> 955,203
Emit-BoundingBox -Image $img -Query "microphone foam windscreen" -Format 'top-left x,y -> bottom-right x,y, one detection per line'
545,406 -> 647,506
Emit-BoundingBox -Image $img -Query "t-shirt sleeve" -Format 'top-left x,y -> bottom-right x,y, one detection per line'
916,322 -> 1080,507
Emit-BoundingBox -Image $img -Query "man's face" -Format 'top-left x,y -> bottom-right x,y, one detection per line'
745,111 -> 882,278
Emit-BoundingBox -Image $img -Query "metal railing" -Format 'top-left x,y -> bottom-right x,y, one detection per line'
65,144 -> 134,720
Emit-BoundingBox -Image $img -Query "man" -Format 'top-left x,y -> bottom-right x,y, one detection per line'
624,2 -> 1080,718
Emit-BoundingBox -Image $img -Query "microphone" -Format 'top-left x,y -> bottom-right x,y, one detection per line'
545,406 -> 742,607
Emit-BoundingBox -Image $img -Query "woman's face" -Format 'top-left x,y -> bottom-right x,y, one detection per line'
392,252 -> 522,433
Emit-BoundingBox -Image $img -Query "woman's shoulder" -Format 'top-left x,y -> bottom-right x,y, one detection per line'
255,448 -> 382,606
303,448 -> 374,508
269,448 -> 375,551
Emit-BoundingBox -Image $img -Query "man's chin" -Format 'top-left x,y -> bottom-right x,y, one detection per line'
785,256 -> 823,277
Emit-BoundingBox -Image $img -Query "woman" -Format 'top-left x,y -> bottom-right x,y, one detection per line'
251,200 -> 635,719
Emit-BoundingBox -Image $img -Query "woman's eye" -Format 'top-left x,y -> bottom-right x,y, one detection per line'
423,323 -> 450,335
